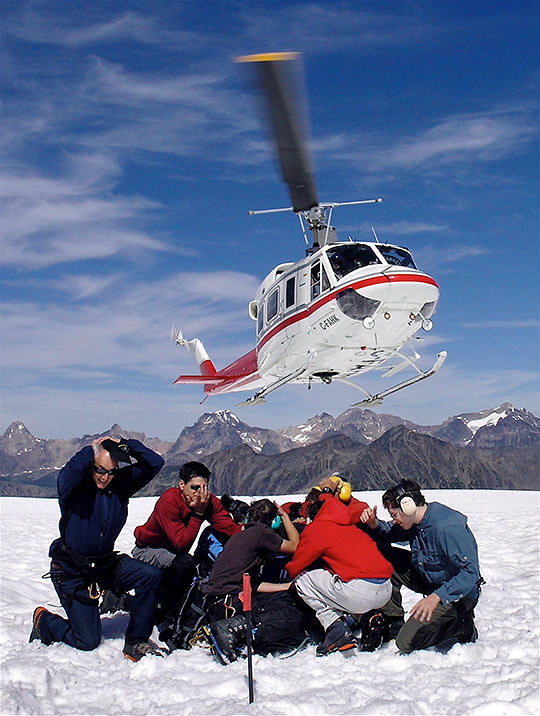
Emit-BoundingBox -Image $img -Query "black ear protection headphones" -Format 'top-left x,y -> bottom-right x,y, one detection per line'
391,485 -> 417,516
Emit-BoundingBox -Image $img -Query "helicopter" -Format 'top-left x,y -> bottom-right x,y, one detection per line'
172,52 -> 446,407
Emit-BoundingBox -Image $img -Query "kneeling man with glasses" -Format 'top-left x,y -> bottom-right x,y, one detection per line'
30,436 -> 165,662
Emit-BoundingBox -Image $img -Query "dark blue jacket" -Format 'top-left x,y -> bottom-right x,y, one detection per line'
373,502 -> 480,603
51,439 -> 164,558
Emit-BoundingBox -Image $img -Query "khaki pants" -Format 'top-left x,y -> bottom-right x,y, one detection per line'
380,545 -> 478,653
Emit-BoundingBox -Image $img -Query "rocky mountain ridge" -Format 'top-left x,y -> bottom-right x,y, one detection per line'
1,403 -> 538,496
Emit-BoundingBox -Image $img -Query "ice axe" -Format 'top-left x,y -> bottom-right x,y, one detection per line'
239,573 -> 255,703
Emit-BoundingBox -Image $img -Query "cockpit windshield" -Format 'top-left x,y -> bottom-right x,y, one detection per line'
326,244 -> 381,280
376,245 -> 417,268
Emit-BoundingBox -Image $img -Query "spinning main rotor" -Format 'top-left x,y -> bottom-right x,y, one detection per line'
236,52 -> 381,248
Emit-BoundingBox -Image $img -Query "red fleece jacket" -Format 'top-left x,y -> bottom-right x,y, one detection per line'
286,496 -> 393,582
134,487 -> 241,554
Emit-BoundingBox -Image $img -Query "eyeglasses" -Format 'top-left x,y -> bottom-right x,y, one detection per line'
188,484 -> 202,491
93,464 -> 118,476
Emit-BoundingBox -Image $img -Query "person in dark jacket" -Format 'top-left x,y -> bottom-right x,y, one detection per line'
360,478 -> 481,654
202,499 -> 303,663
29,436 -> 165,662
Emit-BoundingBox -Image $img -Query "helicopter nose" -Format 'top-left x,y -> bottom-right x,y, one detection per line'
336,274 -> 439,323
384,274 -> 440,307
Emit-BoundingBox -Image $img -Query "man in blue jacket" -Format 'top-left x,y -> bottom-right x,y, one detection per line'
29,436 -> 165,662
360,479 -> 481,654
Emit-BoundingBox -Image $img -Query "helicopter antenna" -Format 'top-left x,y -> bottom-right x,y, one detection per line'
371,226 -> 381,243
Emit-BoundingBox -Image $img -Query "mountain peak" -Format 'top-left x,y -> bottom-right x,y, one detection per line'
2,421 -> 34,440
109,423 -> 125,433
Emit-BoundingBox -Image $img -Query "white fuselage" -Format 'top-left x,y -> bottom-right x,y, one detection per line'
252,242 -> 440,384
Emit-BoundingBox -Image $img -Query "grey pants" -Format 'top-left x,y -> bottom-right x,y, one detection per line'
295,569 -> 392,630
132,546 -> 176,569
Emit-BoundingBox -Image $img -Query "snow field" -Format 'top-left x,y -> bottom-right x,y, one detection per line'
1,490 -> 539,716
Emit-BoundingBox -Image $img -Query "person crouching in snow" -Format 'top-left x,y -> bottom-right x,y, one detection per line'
286,494 -> 393,656
360,479 -> 482,654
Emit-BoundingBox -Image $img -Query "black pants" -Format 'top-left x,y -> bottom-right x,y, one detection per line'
380,546 -> 477,654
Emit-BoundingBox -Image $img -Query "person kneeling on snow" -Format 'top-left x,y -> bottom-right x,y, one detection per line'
29,436 -> 165,662
360,478 -> 482,654
286,494 -> 393,656
201,499 -> 308,663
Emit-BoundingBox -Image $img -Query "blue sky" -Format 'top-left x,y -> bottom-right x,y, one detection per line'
2,0 -> 539,440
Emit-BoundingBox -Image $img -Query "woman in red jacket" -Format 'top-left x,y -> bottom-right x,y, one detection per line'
286,494 -> 393,656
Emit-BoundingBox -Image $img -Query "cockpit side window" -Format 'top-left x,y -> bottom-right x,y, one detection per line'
377,245 -> 417,268
310,262 -> 321,299
310,261 -> 331,300
326,244 -> 381,280
321,265 -> 330,293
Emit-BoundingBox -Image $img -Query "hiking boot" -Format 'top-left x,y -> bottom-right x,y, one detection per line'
100,590 -> 133,615
122,640 -> 165,662
359,611 -> 386,652
459,611 -> 478,644
29,606 -> 52,645
208,615 -> 247,664
382,615 -> 404,642
316,618 -> 357,657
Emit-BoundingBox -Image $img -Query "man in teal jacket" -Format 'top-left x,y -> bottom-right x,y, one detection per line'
361,478 -> 481,654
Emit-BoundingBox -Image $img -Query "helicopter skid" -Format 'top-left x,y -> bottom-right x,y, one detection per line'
236,364 -> 308,407
348,351 -> 447,407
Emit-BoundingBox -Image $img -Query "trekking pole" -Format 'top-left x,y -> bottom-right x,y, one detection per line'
241,572 -> 255,704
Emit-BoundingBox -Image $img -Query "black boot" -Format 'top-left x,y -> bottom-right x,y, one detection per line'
382,615 -> 405,642
209,615 -> 248,664
316,618 -> 357,657
100,590 -> 133,615
359,611 -> 386,652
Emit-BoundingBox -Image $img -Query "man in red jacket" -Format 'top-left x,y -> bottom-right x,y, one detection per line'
286,494 -> 393,656
132,461 -> 241,634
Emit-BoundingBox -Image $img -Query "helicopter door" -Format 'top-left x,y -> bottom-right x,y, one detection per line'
310,261 -> 330,300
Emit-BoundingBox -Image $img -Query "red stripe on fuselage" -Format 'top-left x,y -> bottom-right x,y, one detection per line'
256,272 -> 438,352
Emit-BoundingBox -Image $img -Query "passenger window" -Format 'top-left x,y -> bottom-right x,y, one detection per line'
267,289 -> 279,321
286,276 -> 295,308
257,301 -> 264,333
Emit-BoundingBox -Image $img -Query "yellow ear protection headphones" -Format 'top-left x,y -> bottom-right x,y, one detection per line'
315,475 -> 352,503
390,485 -> 417,516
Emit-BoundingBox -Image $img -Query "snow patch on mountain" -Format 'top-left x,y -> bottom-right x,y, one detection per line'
464,405 -> 515,434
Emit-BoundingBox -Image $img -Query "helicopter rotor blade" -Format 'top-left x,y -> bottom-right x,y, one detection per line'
237,52 -> 319,213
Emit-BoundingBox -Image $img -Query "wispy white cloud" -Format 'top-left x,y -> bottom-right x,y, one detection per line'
343,109 -> 535,173
46,275 -> 122,300
462,320 -> 540,329
241,3 -> 436,52
1,151 -> 172,270
1,270 -> 260,380
413,245 -> 490,273
375,221 -> 449,235
5,10 -> 200,49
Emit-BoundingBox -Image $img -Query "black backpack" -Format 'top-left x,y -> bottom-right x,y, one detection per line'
251,592 -> 310,656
